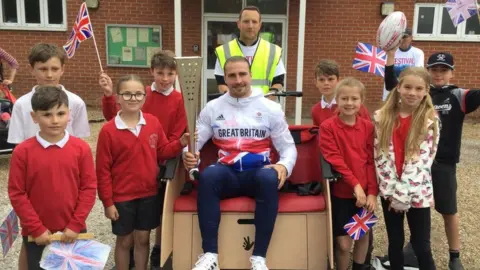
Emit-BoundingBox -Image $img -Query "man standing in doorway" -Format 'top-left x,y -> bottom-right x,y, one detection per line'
214,6 -> 286,95
382,28 -> 424,101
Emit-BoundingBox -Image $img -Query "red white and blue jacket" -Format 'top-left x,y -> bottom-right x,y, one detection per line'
196,90 -> 297,177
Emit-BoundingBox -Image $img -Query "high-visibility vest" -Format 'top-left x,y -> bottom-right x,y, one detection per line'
215,38 -> 282,94
260,32 -> 275,43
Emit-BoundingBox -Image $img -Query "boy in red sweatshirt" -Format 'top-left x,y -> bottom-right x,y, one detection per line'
96,74 -> 188,270
99,50 -> 187,268
311,60 -> 370,126
8,86 -> 96,270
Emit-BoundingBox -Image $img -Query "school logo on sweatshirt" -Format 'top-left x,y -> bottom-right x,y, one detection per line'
149,134 -> 158,149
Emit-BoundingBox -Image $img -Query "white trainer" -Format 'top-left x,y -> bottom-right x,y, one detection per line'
250,256 -> 269,270
192,252 -> 220,270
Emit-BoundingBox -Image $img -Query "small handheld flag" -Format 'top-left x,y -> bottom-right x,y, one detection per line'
0,209 -> 19,257
445,0 -> 478,27
352,42 -> 386,77
40,238 -> 111,270
63,2 -> 103,72
343,208 -> 378,240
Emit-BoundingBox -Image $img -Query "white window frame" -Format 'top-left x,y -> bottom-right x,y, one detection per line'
413,3 -> 480,42
0,0 -> 67,31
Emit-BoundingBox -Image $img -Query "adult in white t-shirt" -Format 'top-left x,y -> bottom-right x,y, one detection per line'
382,28 -> 424,101
214,6 -> 286,94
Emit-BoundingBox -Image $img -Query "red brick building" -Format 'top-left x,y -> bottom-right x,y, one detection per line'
1,0 -> 479,120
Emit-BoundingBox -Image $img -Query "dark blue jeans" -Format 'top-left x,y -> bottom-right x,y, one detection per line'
197,163 -> 279,257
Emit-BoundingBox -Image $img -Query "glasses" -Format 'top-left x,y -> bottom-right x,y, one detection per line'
119,93 -> 146,101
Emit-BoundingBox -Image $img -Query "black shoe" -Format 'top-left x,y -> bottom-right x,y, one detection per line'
403,242 -> 419,268
150,245 -> 161,269
129,247 -> 135,268
449,258 -> 464,270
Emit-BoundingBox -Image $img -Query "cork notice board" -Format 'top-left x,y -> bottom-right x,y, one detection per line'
105,24 -> 162,68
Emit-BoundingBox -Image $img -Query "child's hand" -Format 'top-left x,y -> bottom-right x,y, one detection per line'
2,79 -> 12,86
105,205 -> 119,221
180,133 -> 190,147
354,184 -> 367,207
99,72 -> 113,97
365,195 -> 377,212
183,151 -> 199,170
35,230 -> 52,246
61,228 -> 78,243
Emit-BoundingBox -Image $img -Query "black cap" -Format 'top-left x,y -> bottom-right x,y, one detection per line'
403,28 -> 412,37
427,52 -> 455,70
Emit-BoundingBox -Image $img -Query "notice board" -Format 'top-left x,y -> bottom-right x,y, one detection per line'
105,24 -> 162,68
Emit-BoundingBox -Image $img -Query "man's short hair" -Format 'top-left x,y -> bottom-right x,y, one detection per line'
31,85 -> 69,111
315,60 -> 340,78
150,50 -> 177,71
28,43 -> 66,67
224,56 -> 251,74
239,5 -> 261,21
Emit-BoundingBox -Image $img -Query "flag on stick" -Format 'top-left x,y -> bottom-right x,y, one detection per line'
63,2 -> 103,72
343,208 -> 378,240
352,42 -> 386,77
0,209 -> 19,257
445,0 -> 478,26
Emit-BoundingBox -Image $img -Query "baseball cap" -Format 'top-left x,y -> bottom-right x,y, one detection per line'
403,28 -> 412,37
427,52 -> 455,70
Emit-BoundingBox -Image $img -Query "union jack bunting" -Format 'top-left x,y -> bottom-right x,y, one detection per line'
446,0 -> 478,27
343,208 -> 378,241
0,209 -> 19,257
40,239 -> 111,270
352,42 -> 387,77
63,2 -> 93,58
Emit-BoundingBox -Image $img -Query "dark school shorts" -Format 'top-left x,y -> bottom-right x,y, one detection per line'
432,161 -> 457,215
331,196 -> 362,237
112,195 -> 160,236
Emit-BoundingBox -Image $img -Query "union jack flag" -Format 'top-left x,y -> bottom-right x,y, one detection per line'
0,209 -> 19,257
352,42 -> 386,77
63,2 -> 93,58
40,239 -> 111,270
446,0 -> 478,27
343,208 -> 378,240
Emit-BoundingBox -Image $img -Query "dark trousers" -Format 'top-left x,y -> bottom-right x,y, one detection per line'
197,164 -> 279,257
381,198 -> 436,270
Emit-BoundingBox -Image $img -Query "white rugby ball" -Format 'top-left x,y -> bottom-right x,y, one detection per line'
376,11 -> 407,51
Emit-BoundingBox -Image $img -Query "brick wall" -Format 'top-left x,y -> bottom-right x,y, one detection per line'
1,0 -> 479,119
285,0 -> 480,119
0,0 -> 201,108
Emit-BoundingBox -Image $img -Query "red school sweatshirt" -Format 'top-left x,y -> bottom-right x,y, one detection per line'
319,115 -> 378,198
96,113 -> 184,207
102,86 -> 187,141
311,103 -> 371,126
8,137 -> 97,237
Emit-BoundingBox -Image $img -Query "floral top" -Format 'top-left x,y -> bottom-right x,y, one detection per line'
373,110 -> 440,211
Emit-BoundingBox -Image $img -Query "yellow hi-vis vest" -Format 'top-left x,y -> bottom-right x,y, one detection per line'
215,38 -> 282,94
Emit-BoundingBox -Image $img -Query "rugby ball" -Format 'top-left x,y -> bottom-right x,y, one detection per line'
376,11 -> 407,51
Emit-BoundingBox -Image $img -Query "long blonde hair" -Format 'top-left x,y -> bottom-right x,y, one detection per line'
377,67 -> 438,159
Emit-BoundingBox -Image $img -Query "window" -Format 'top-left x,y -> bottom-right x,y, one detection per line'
414,3 -> 480,42
247,0 -> 287,14
204,0 -> 243,13
0,0 -> 66,31
204,0 -> 288,15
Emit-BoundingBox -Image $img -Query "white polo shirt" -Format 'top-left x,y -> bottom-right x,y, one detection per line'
114,111 -> 146,137
7,85 -> 90,144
